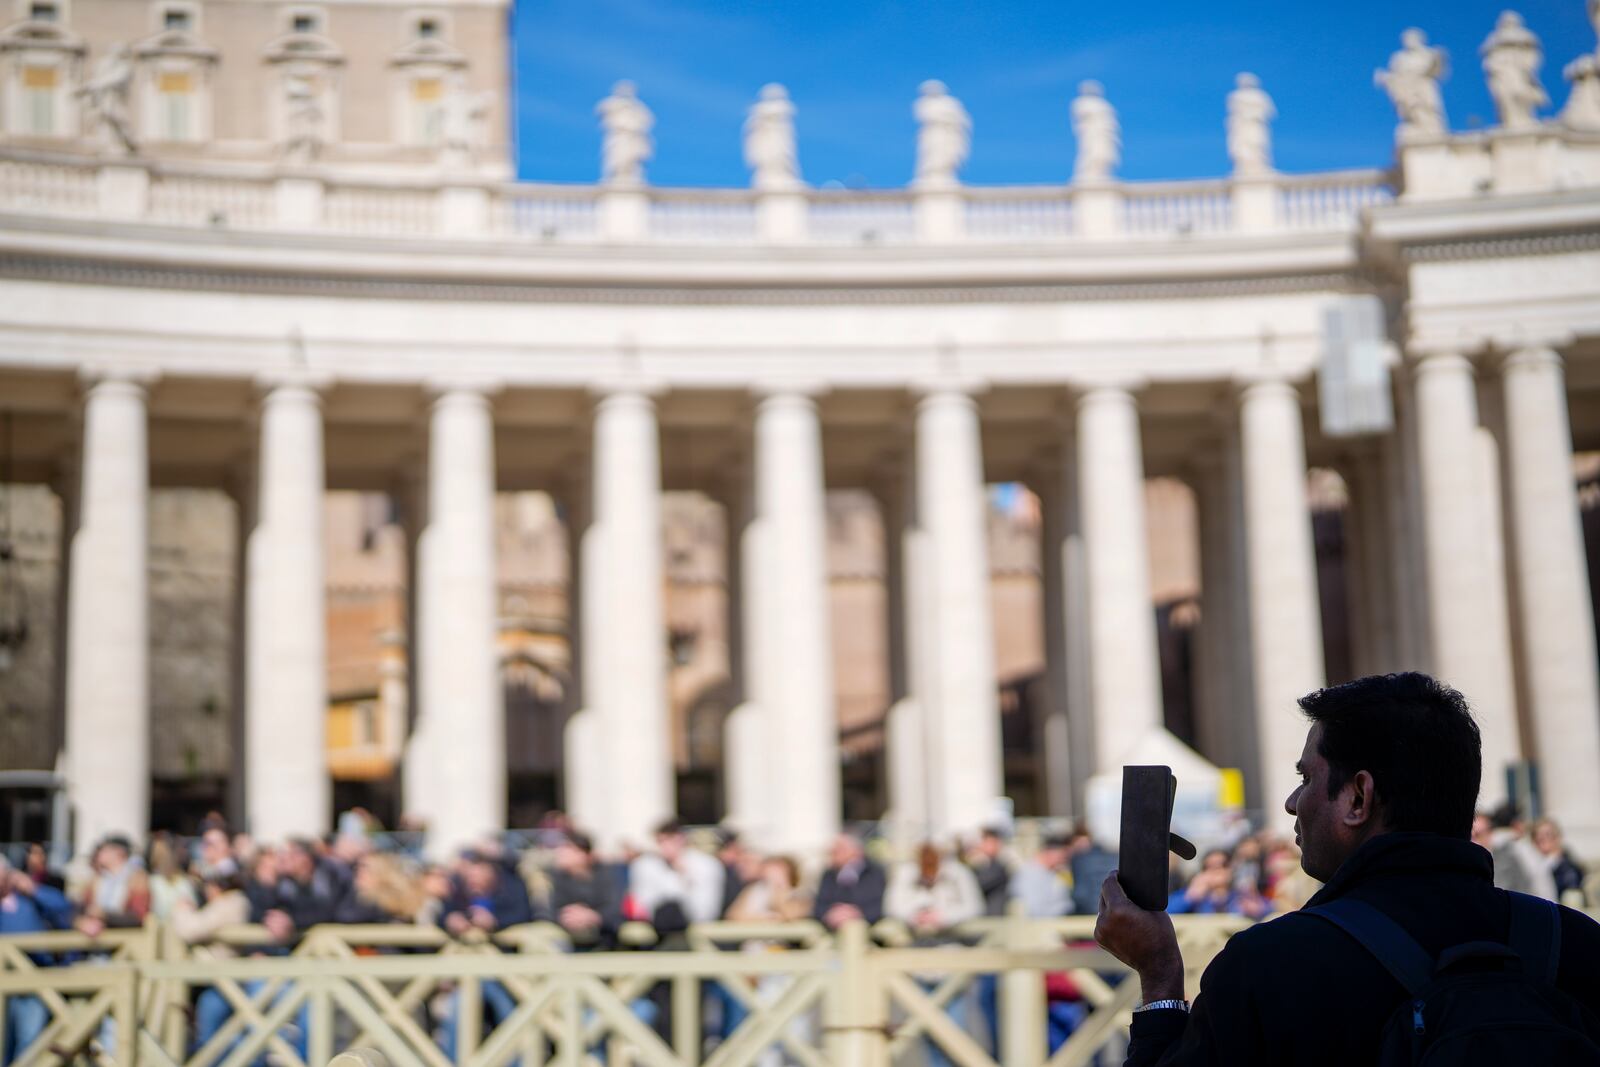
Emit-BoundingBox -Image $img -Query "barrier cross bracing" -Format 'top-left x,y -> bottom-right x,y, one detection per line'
0,916 -> 1252,1067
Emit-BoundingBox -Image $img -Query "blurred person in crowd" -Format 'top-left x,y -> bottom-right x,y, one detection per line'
1168,850 -> 1272,918
1095,672 -> 1600,1065
629,820 -> 725,935
416,864 -> 453,927
0,854 -> 74,1066
1068,829 -> 1117,918
146,833 -> 197,920
812,833 -> 886,931
196,811 -> 228,836
256,837 -> 351,941
440,849 -> 536,936
336,853 -> 427,925
886,843 -> 984,1067
1472,809 -> 1558,900
546,832 -> 623,949
23,843 -> 64,893
1532,817 -> 1588,904
1263,843 -> 1318,912
968,828 -> 1012,917
243,849 -> 280,919
195,827 -> 234,880
173,864 -> 254,1056
1011,833 -> 1074,918
715,828 -> 760,918
231,833 -> 259,869
438,848 -> 539,1059
1230,837 -> 1266,895
726,857 -> 814,1065
76,835 -> 149,937
727,856 -> 811,923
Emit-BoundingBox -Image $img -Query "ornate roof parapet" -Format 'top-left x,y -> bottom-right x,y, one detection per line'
1386,9 -> 1600,202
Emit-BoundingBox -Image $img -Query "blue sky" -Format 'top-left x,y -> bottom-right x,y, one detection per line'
509,1 -> 1595,187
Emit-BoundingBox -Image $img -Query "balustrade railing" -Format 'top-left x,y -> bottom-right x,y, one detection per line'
1121,179 -> 1234,237
0,915 -> 1251,1067
963,188 -> 1076,241
1278,169 -> 1394,230
146,173 -> 276,229
0,158 -> 98,216
806,190 -> 916,244
0,150 -> 1397,248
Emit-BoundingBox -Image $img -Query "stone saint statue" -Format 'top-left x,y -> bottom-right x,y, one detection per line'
1071,80 -> 1120,182
596,80 -> 653,186
282,68 -> 326,164
743,83 -> 801,191
1226,72 -> 1275,177
1480,11 -> 1547,130
441,72 -> 493,168
1565,55 -> 1600,132
77,45 -> 136,156
1374,29 -> 1448,140
913,80 -> 971,188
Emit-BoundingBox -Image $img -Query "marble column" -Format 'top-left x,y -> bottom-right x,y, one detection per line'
914,388 -> 1002,836
1499,347 -> 1600,845
1411,352 -> 1520,801
752,391 -> 840,853
722,455 -> 770,840
65,374 -> 150,853
417,386 -> 505,856
1236,378 -> 1326,821
562,472 -> 606,840
589,390 -> 673,846
880,459 -> 931,848
1191,452 -> 1235,770
245,381 -> 330,841
1035,453 -> 1084,817
1076,386 -> 1164,773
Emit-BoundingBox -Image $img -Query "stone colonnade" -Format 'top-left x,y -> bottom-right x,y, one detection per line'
57,343 -> 1600,856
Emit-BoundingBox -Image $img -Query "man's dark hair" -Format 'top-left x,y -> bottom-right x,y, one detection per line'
1299,672 -> 1481,839
564,831 -> 593,855
653,819 -> 685,838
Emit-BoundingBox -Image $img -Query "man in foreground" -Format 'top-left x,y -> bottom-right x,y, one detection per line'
1096,672 -> 1600,1064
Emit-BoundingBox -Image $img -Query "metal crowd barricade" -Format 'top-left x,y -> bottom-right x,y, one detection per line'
0,914 -> 1252,1067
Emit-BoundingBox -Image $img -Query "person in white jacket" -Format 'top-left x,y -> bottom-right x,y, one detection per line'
886,843 -> 985,1067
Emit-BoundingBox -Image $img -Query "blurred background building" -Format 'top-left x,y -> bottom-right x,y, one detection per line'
2,0 -> 1599,860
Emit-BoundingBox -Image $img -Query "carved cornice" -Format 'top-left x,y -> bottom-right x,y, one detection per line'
0,252 -> 1365,306
1401,229 -> 1600,263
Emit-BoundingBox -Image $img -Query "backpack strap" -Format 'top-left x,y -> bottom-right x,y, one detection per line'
1305,898 -> 1434,996
1506,892 -> 1561,985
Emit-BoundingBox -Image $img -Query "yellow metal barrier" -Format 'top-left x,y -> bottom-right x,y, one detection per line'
0,916 -> 1249,1067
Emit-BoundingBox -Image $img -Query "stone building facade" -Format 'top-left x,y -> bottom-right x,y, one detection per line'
2,0 -> 1600,859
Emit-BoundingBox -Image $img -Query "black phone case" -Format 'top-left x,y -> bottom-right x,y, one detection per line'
1119,765 -> 1177,911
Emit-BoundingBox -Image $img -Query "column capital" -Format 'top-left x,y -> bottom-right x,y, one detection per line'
1074,383 -> 1140,411
424,376 -> 505,403
751,380 -> 830,405
1409,350 -> 1476,379
1232,374 -> 1302,404
78,366 -> 158,398
1068,371 -> 1147,397
1498,346 -> 1565,374
255,369 -> 335,401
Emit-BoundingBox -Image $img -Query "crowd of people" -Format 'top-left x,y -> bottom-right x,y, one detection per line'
0,805 -> 1591,1066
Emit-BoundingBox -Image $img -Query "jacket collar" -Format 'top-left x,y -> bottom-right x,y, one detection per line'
1305,831 -> 1493,909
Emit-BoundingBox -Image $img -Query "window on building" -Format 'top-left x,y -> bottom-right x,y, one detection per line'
28,2 -> 58,21
162,7 -> 191,31
22,65 -> 57,134
415,17 -> 438,38
291,12 -> 318,34
410,75 -> 444,144
156,69 -> 192,140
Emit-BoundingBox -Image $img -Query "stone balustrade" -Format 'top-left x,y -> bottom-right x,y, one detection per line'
0,149 -> 1394,246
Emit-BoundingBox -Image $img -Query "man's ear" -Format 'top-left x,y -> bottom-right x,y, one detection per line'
1343,770 -> 1379,829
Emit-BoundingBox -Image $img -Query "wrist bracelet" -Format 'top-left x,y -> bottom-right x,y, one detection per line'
1134,998 -> 1190,1014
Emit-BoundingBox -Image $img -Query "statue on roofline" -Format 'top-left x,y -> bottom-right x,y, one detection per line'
1071,80 -> 1119,182
596,80 -> 653,186
913,79 -> 970,189
743,83 -> 801,191
1375,28 -> 1448,141
1481,11 -> 1547,131
1226,72 -> 1275,178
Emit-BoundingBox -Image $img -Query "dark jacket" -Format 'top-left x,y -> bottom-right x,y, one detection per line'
257,860 -> 353,931
811,859 -> 887,928
547,867 -> 624,949
970,857 -> 1011,918
438,866 -> 538,932
1127,832 -> 1600,1065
